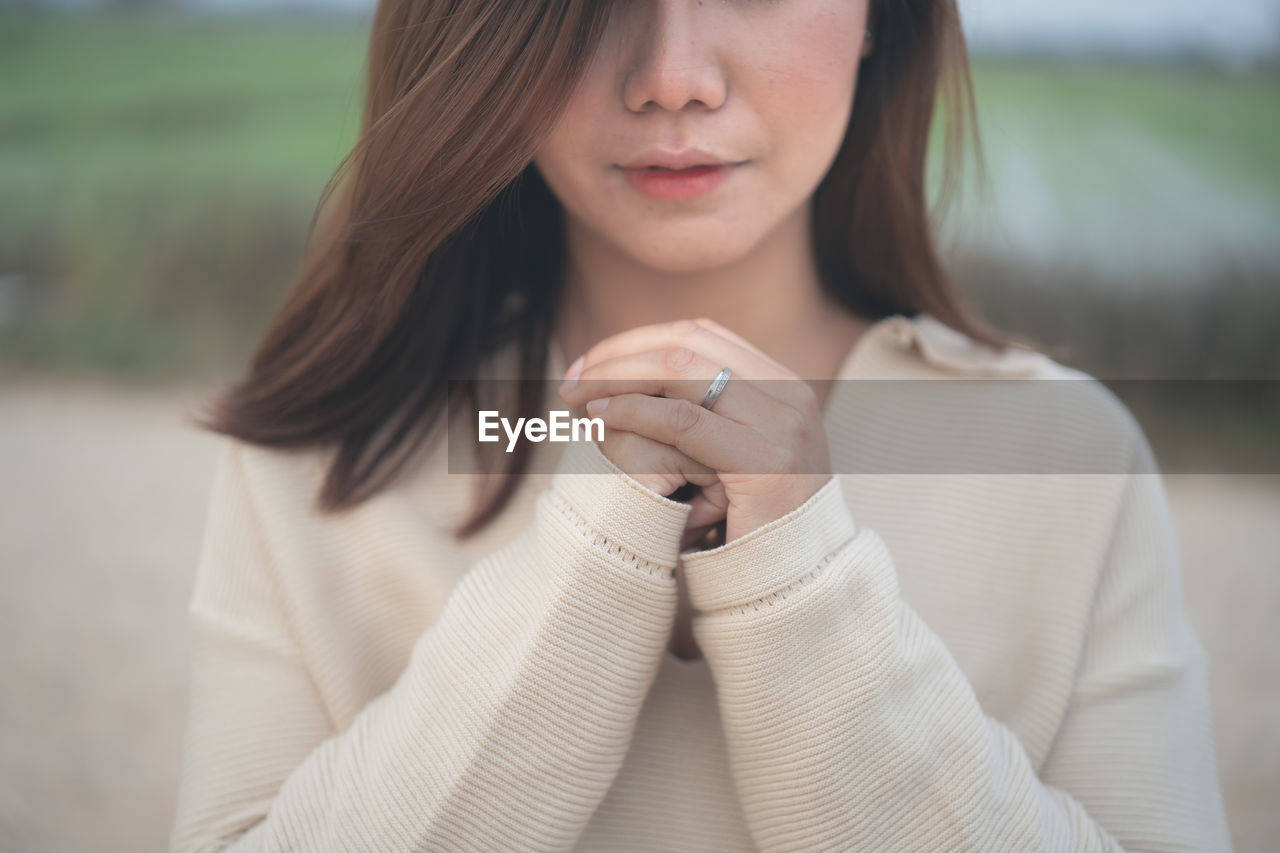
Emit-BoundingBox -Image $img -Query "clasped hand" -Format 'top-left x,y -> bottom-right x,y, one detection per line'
558,318 -> 834,547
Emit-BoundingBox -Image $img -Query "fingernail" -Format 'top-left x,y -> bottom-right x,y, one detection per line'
566,355 -> 584,381
586,397 -> 609,414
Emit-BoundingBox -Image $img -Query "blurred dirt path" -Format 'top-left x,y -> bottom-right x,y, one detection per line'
0,372 -> 224,852
0,374 -> 1276,852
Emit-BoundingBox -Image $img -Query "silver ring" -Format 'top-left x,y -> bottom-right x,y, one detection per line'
699,367 -> 732,411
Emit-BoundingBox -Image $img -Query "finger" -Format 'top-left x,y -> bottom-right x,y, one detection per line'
685,503 -> 721,533
681,523 -> 713,552
696,476 -> 728,517
596,423 -> 721,500
570,318 -> 794,383
560,346 -> 794,425
587,392 -> 771,475
679,483 -> 730,549
672,464 -> 722,523
684,484 -> 727,530
576,318 -> 814,412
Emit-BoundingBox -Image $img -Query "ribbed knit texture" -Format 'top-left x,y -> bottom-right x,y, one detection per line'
168,313 -> 1234,852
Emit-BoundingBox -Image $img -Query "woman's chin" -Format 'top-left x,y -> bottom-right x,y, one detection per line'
618,235 -> 758,276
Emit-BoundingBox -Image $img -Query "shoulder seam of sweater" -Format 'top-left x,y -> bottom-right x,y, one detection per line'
188,603 -> 303,660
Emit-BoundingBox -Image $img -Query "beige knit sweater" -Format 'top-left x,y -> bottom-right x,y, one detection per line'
168,312 -> 1233,852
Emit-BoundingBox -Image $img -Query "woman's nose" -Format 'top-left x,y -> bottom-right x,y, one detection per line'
621,1 -> 728,114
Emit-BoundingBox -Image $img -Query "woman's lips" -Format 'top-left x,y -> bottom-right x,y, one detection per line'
621,163 -> 737,201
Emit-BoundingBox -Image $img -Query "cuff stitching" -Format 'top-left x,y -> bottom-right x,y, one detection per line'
545,490 -> 678,581
705,537 -> 852,617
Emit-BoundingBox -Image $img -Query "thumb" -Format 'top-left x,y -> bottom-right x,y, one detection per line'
688,477 -> 728,526
684,489 -> 727,531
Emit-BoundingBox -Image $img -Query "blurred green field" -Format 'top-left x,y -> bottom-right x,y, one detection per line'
0,9 -> 366,214
0,9 -> 367,374
967,59 -> 1280,197
1,8 -> 1278,379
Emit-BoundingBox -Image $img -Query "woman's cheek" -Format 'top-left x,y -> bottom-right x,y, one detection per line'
751,11 -> 860,144
777,10 -> 861,107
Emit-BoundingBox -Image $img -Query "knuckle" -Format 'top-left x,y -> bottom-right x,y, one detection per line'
612,429 -> 642,454
779,405 -> 810,438
668,399 -> 702,434
656,452 -> 685,480
665,346 -> 696,371
672,318 -> 700,335
764,444 -> 795,474
798,384 -> 821,416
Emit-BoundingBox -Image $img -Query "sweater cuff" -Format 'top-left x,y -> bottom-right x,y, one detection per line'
548,438 -> 693,570
680,475 -> 856,613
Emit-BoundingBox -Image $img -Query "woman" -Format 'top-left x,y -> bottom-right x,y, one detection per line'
169,0 -> 1233,851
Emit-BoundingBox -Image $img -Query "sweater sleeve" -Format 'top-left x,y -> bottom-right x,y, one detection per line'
168,437 -> 692,853
679,437 -> 1234,852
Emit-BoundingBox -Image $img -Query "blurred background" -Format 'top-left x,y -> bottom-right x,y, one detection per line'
0,0 -> 1276,849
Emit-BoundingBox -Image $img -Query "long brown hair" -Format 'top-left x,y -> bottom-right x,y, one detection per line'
193,0 -> 1048,539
